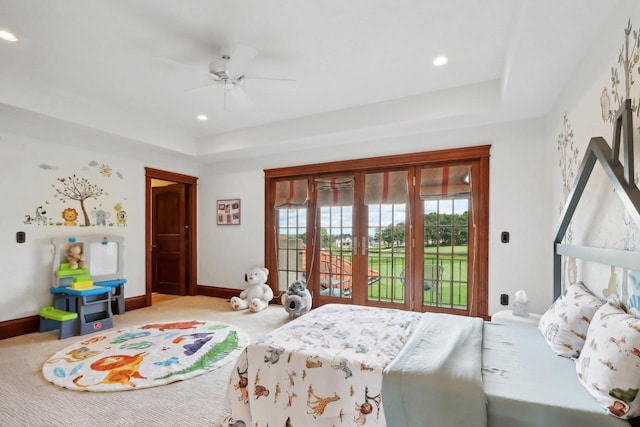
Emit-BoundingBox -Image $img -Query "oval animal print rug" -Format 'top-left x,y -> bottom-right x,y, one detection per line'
42,320 -> 249,392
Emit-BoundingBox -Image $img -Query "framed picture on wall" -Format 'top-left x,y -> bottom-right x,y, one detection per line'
217,199 -> 241,225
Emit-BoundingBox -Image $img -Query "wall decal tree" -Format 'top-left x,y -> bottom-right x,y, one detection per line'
601,19 -> 640,252
557,111 -> 579,285
52,174 -> 105,226
601,19 -> 640,124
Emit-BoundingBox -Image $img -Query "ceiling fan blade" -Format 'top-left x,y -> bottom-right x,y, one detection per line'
244,77 -> 297,92
227,85 -> 254,109
225,45 -> 257,79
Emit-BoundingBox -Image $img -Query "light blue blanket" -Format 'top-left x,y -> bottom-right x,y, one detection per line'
382,312 -> 486,427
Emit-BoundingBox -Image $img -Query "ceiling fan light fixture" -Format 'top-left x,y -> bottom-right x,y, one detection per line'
433,55 -> 448,66
0,30 -> 17,42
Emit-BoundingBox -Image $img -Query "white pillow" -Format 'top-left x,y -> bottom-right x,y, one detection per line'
538,282 -> 604,358
576,301 -> 640,419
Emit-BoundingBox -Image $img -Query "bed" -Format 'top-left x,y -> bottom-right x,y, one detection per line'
224,303 -> 637,426
224,100 -> 640,426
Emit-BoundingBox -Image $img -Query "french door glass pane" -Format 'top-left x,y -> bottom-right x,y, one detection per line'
423,198 -> 469,309
318,206 -> 353,298
367,203 -> 406,304
277,208 -> 307,292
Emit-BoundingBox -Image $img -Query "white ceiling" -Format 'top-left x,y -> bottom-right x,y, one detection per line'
0,0 -> 619,163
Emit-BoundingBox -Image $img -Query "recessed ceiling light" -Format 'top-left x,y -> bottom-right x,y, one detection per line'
197,114 -> 208,121
0,30 -> 17,42
433,55 -> 448,67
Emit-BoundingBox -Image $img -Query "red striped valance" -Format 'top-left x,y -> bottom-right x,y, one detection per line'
274,179 -> 309,209
420,165 -> 471,200
315,176 -> 354,207
364,170 -> 408,204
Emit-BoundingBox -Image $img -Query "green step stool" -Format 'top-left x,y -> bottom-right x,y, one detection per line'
39,307 -> 79,339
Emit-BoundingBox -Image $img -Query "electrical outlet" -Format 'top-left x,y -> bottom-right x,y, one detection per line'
500,293 -> 509,305
16,231 -> 26,243
501,231 -> 510,243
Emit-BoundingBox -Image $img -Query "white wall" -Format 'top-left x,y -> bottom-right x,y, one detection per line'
197,118 -> 554,315
198,168 -> 265,289
0,127 -> 197,322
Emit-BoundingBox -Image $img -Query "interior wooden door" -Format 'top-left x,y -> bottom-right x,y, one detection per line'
152,184 -> 187,295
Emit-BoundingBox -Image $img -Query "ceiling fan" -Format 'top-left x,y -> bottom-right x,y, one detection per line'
173,45 -> 296,110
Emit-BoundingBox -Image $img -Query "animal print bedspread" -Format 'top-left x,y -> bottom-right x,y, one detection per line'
224,304 -> 422,426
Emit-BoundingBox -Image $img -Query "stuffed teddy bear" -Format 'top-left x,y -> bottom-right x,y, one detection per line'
230,267 -> 273,313
66,242 -> 86,270
281,279 -> 312,319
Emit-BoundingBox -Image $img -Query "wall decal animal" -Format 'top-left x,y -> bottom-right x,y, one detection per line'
603,266 -> 618,298
62,208 -> 79,226
114,203 -> 127,226
24,206 -> 49,225
34,206 -> 48,225
72,352 -> 148,388
91,209 -> 111,226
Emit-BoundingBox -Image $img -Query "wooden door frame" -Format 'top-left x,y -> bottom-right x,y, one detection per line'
145,167 -> 198,306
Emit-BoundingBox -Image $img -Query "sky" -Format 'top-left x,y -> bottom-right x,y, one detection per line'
279,199 -> 469,236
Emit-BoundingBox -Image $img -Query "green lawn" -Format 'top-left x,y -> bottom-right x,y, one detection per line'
364,246 -> 469,308
327,245 -> 469,308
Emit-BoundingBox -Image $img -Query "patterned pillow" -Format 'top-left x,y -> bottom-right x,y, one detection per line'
575,301 -> 640,419
538,282 -> 604,358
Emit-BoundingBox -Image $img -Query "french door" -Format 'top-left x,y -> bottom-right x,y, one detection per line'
310,171 -> 412,310
265,146 -> 489,318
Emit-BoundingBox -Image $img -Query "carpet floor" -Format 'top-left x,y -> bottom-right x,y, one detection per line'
0,296 -> 289,427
